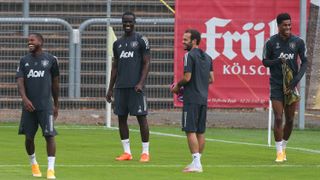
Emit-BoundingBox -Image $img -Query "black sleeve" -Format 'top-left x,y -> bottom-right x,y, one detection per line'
51,56 -> 60,77
289,38 -> 308,88
113,41 -> 119,59
138,35 -> 151,56
184,53 -> 193,73
262,39 -> 281,67
16,58 -> 24,78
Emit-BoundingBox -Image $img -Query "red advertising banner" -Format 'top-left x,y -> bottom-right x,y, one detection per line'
174,0 -> 308,108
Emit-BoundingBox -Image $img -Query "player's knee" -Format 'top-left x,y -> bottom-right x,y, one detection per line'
25,136 -> 34,143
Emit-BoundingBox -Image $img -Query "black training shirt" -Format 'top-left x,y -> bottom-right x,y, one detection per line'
16,52 -> 60,110
113,32 -> 150,88
262,34 -> 307,89
183,48 -> 213,105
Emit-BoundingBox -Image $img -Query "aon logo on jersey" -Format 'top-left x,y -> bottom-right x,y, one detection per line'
27,69 -> 44,78
279,52 -> 294,60
120,51 -> 134,58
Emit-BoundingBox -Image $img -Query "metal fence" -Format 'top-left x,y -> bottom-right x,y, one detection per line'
0,0 -> 175,124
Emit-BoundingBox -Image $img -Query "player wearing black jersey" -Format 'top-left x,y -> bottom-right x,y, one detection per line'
262,13 -> 307,162
16,33 -> 59,179
171,29 -> 213,173
106,12 -> 151,162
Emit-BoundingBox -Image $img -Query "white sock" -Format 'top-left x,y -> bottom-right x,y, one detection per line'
142,142 -> 149,155
121,139 -> 131,154
29,153 -> 38,165
192,153 -> 201,167
275,141 -> 283,153
48,156 -> 55,170
282,140 -> 288,150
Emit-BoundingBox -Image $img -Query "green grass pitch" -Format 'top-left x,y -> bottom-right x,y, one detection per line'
0,123 -> 319,180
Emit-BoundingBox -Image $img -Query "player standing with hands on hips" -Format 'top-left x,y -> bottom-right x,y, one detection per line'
171,29 -> 214,172
262,13 -> 307,162
106,12 -> 151,162
16,33 -> 59,179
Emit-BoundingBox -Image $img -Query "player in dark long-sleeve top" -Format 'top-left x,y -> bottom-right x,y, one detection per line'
262,13 -> 307,162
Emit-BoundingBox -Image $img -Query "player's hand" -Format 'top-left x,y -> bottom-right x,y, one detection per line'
53,105 -> 59,120
135,83 -> 143,93
106,89 -> 113,103
280,57 -> 287,64
284,87 -> 291,95
171,85 -> 180,94
279,53 -> 287,64
22,98 -> 35,112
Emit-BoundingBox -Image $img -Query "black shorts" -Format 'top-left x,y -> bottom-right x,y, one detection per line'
18,109 -> 57,138
114,88 -> 148,116
270,86 -> 284,101
182,103 -> 207,133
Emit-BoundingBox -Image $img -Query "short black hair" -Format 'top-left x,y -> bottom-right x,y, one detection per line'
277,13 -> 291,25
29,32 -> 44,45
185,29 -> 201,45
122,11 -> 136,22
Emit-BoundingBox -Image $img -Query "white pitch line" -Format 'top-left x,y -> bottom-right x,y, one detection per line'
0,164 -> 319,168
1,125 -> 320,154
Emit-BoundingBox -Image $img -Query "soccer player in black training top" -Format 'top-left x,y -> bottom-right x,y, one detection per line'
16,33 -> 59,179
106,12 -> 151,162
171,29 -> 214,172
263,13 -> 307,162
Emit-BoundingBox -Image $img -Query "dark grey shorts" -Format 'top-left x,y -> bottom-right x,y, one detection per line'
114,88 -> 148,116
270,86 -> 284,101
182,103 -> 207,133
18,109 -> 57,138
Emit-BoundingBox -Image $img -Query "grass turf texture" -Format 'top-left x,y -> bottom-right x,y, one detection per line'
0,123 -> 319,180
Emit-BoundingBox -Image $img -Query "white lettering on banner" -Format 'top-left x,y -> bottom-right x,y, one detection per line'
223,63 -> 270,76
119,50 -> 134,58
27,69 -> 44,78
202,17 -> 278,61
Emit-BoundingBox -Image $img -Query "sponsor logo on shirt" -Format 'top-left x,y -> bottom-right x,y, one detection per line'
119,50 -> 134,58
279,52 -> 294,60
27,69 -> 45,78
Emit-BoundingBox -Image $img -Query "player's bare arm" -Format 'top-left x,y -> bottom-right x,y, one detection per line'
52,76 -> 59,120
106,57 -> 118,102
172,72 -> 191,94
17,77 -> 35,112
135,54 -> 150,93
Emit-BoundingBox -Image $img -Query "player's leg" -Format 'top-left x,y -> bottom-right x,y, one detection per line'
197,105 -> 207,154
45,136 -> 56,179
283,101 -> 297,140
282,101 -> 298,161
38,110 -> 57,179
182,104 -> 202,172
116,115 -> 132,160
114,89 -> 132,160
19,110 -> 42,177
137,115 -> 150,162
271,99 -> 285,162
194,104 -> 207,171
128,88 -> 150,162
